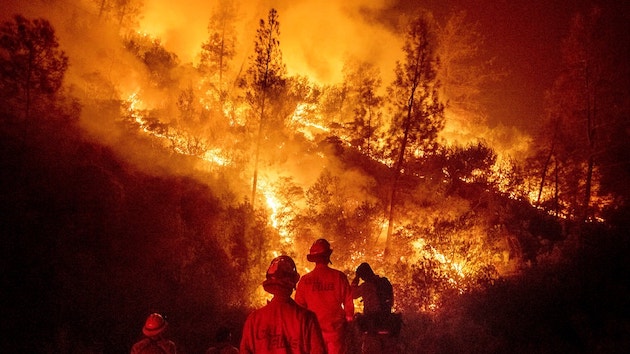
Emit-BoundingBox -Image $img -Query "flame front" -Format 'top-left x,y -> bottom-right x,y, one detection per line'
63,0 -> 611,315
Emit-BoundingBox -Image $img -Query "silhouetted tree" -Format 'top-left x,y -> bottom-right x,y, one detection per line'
384,15 -> 445,255
198,0 -> 238,107
436,11 -> 499,126
444,141 -> 497,188
0,15 -> 68,120
273,75 -> 318,142
340,59 -> 383,157
244,8 -> 287,208
124,34 -> 179,88
536,5 -> 628,223
95,0 -> 143,30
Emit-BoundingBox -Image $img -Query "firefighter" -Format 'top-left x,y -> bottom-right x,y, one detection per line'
130,313 -> 177,354
295,239 -> 354,354
351,262 -> 400,354
240,255 -> 326,354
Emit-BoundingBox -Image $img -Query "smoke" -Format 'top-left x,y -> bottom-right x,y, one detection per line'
135,0 -> 400,85
6,0 -> 400,87
0,0 -> 538,191
37,0 -> 406,199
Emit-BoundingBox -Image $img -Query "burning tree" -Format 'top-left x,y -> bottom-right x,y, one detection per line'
529,5 -> 626,225
384,15 -> 445,256
198,0 -> 239,109
243,8 -> 287,209
340,59 -> 384,157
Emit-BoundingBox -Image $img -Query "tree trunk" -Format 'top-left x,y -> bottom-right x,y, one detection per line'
582,64 -> 595,223
385,83 -> 417,256
250,93 -> 267,209
25,48 -> 33,121
536,118 -> 560,206
250,52 -> 272,210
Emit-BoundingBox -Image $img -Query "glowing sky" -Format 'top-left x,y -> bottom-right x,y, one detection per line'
133,0 -> 588,130
0,0 -> 616,157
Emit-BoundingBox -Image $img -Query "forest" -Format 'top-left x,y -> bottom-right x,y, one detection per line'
1,1 -> 628,353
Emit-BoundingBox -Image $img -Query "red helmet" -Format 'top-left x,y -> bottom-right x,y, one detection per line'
143,313 -> 168,337
263,255 -> 300,291
307,238 -> 332,262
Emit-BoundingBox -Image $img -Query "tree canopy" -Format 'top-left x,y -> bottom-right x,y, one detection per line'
0,15 -> 68,120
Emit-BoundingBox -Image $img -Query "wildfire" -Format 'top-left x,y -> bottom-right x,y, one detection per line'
259,177 -> 293,243
290,102 -> 329,141
124,91 -> 232,167
202,149 -> 229,166
126,92 -> 147,128
108,2 -> 596,318
412,238 -> 458,270
123,79 -> 513,314
264,186 -> 281,229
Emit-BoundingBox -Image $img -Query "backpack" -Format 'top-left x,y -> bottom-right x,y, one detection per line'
376,277 -> 402,336
355,276 -> 402,336
376,276 -> 394,313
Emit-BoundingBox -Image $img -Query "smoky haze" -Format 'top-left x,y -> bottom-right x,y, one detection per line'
0,0 -> 567,166
1,0 -> 613,191
0,1 -> 392,191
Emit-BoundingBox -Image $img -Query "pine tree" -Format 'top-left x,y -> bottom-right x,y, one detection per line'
244,8 -> 287,209
536,5 -> 628,223
198,0 -> 238,105
341,59 -> 383,157
0,15 -> 68,120
384,15 -> 445,255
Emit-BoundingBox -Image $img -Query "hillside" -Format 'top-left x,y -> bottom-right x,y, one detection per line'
2,108 -> 628,353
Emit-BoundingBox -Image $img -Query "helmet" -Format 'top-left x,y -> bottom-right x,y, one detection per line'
263,255 -> 300,291
142,313 -> 168,337
307,238 -> 332,263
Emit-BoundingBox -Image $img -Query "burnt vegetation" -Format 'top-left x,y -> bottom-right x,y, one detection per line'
1,5 -> 629,354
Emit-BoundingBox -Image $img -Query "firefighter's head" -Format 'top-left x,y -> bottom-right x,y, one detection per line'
142,313 -> 168,338
307,238 -> 333,264
263,255 -> 300,295
356,262 -> 375,280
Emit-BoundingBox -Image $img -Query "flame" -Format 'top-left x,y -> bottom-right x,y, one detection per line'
122,83 -> 509,314
290,102 -> 329,141
258,177 -> 294,244
410,235 -> 471,297
124,91 -> 233,168
264,187 -> 281,229
103,2 -> 605,315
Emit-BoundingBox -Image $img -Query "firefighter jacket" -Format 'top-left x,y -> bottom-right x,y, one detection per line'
351,279 -> 381,314
295,264 -> 354,334
240,296 -> 326,354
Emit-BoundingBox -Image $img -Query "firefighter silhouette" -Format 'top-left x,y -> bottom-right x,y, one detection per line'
296,239 -> 354,354
130,313 -> 176,354
240,255 -> 326,354
351,262 -> 401,354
